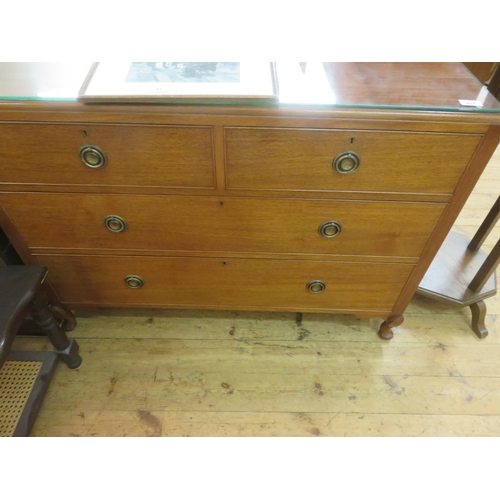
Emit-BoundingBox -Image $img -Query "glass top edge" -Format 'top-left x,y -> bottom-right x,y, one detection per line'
1,96 -> 500,113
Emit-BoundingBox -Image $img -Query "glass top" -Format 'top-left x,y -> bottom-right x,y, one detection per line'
1,62 -> 500,113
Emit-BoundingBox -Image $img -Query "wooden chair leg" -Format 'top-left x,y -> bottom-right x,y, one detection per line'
48,304 -> 77,332
29,288 -> 82,369
0,308 -> 26,369
470,300 -> 488,339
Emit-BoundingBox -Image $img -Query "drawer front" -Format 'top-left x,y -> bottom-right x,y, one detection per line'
1,193 -> 445,258
225,127 -> 482,194
38,254 -> 414,312
0,123 -> 215,188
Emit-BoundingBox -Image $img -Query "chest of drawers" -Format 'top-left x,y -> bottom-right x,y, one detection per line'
1,62 -> 500,339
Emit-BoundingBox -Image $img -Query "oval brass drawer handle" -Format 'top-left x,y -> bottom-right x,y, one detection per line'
104,215 -> 128,233
318,220 -> 342,238
79,145 -> 108,169
333,150 -> 360,174
307,280 -> 326,293
125,275 -> 144,289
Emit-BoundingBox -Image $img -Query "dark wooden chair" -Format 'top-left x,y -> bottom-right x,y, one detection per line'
0,265 -> 81,369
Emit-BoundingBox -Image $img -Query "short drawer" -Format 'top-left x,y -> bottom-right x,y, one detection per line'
1,193 -> 446,258
0,123 -> 215,188
225,127 -> 482,194
38,254 -> 415,312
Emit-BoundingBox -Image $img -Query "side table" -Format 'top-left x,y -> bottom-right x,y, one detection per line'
417,196 -> 500,338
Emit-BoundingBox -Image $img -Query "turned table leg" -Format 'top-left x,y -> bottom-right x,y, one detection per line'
48,304 -> 77,332
378,315 -> 404,340
470,300 -> 488,339
29,288 -> 82,369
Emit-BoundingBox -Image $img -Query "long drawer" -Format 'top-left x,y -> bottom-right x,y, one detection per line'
225,127 -> 482,194
37,254 -> 415,312
0,123 -> 215,188
1,193 -> 446,258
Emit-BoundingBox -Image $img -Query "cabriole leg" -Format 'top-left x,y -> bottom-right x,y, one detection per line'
378,315 -> 404,340
470,300 -> 488,339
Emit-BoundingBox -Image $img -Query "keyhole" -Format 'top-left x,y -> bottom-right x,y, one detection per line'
219,202 -> 224,207
82,130 -> 88,138
350,137 -> 354,144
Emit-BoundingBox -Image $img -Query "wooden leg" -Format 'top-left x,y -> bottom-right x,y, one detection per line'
296,312 -> 303,327
29,288 -> 82,369
470,300 -> 488,339
48,304 -> 77,332
378,315 -> 404,340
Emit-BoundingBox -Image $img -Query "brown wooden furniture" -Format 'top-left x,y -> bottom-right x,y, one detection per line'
463,62 -> 500,99
1,63 -> 500,339
0,228 -> 23,265
0,265 -> 80,436
0,266 -> 81,369
418,196 -> 500,338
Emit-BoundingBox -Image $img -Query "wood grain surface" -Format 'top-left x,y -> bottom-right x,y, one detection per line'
225,127 -> 482,193
0,192 -> 445,259
0,123 -> 215,188
34,254 -> 414,313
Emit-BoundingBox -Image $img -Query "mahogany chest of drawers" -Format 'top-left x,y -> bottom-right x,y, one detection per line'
1,62 -> 500,338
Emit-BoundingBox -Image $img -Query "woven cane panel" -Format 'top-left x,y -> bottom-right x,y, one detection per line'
0,360 -> 42,437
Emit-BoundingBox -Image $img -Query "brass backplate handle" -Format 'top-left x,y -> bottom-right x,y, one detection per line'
125,275 -> 144,289
318,220 -> 342,238
307,280 -> 326,293
104,215 -> 128,233
79,145 -> 107,169
333,150 -> 360,174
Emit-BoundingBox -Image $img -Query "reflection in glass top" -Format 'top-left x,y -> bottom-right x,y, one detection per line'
0,62 -> 93,100
1,61 -> 500,113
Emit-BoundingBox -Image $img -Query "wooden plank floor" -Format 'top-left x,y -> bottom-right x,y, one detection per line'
12,145 -> 500,437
